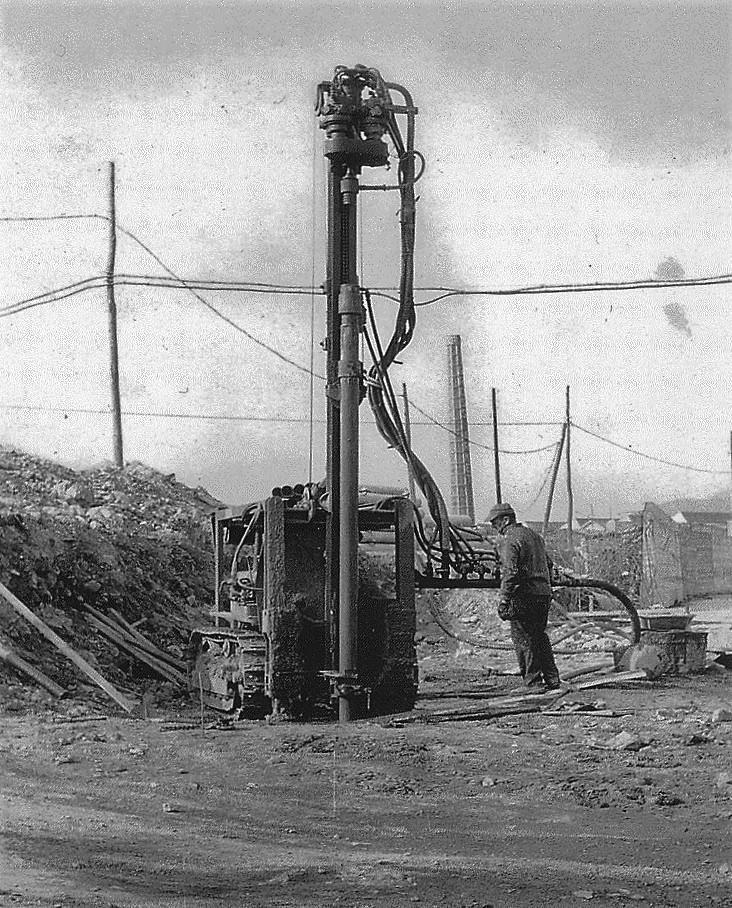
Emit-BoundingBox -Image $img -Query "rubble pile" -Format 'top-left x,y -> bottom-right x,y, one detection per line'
0,447 -> 219,710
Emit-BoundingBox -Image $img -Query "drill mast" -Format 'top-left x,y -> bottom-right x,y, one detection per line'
317,66 -> 399,721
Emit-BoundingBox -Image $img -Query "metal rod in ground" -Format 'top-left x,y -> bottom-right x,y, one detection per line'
492,387 -> 502,503
542,422 -> 567,536
324,162 -> 344,674
401,382 -> 417,503
565,385 -> 574,550
338,284 -> 363,722
105,161 -> 124,468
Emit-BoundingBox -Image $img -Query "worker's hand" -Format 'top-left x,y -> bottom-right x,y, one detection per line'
497,599 -> 514,621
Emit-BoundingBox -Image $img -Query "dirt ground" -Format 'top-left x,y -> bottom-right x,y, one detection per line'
2,451 -> 731,905
2,663 -> 731,908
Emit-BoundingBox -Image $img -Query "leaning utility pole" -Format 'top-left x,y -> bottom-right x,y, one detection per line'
542,422 -> 567,537
446,335 -> 475,522
401,382 -> 417,503
105,161 -> 124,468
565,385 -> 574,551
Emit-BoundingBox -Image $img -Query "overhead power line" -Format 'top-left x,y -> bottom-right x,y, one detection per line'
408,400 -> 559,455
0,217 -> 326,379
571,421 -> 727,475
0,403 -> 319,423
0,214 -> 106,223
0,274 -> 322,320
0,401 -> 557,431
2,213 -> 729,305
370,273 -> 732,307
6,269 -> 729,322
110,223 -> 327,380
2,404 -> 728,475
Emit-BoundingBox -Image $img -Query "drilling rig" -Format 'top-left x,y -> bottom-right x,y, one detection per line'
189,66 -> 641,721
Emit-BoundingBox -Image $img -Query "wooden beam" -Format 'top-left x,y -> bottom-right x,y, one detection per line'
84,604 -> 185,671
84,615 -> 185,684
0,640 -> 66,697
571,669 -> 648,690
0,581 -> 136,713
561,659 -> 616,680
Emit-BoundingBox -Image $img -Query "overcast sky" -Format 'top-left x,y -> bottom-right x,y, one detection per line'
0,0 -> 730,518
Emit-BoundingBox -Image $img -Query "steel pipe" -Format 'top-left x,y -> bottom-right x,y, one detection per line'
337,283 -> 363,721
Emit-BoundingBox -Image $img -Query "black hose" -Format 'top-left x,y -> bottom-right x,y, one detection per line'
552,577 -> 641,643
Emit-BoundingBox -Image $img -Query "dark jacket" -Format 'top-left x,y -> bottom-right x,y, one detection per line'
499,523 -> 553,599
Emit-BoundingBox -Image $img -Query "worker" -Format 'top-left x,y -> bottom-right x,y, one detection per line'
487,502 -> 561,691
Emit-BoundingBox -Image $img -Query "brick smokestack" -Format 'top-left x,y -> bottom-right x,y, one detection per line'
446,334 -> 475,524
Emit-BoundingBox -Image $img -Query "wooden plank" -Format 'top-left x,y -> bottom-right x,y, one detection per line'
572,669 -> 648,690
0,640 -> 66,697
391,703 -> 541,725
429,704 -> 540,723
85,615 -> 181,682
417,690 -> 564,720
84,604 -> 185,671
561,659 -> 616,681
108,610 -> 185,669
0,581 -> 136,713
84,615 -> 185,683
108,607 -> 158,647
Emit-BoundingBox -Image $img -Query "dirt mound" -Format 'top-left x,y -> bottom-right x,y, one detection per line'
0,447 -> 221,713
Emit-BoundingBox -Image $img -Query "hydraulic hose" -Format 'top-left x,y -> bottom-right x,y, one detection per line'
552,577 -> 641,643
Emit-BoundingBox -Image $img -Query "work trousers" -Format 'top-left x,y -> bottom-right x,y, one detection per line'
508,595 -> 560,688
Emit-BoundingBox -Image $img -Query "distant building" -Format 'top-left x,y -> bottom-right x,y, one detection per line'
642,503 -> 732,606
671,510 -> 732,528
526,516 -> 635,536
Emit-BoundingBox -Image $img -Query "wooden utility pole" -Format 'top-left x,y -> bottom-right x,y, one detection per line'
106,161 -> 124,468
542,422 -> 567,536
565,385 -> 574,550
491,387 -> 502,503
401,382 -> 417,503
728,431 -> 732,535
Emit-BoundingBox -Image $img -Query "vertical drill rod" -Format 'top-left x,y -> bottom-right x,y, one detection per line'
325,163 -> 344,671
338,284 -> 363,721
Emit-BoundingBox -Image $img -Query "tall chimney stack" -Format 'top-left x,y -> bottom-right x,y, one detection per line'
446,335 -> 475,524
